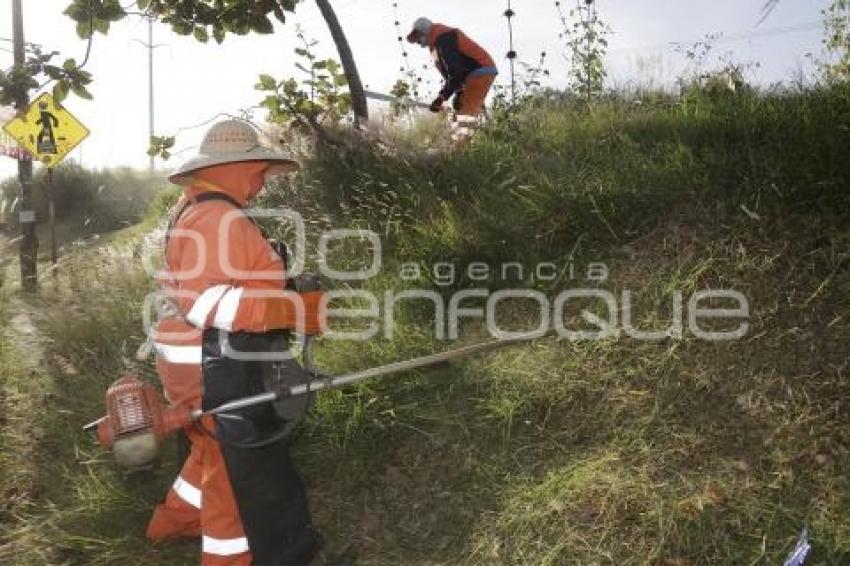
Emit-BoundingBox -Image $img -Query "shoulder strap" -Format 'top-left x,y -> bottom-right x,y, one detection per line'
194,191 -> 242,208
165,192 -> 244,248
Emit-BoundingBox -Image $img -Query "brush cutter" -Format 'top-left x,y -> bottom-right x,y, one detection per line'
84,332 -> 548,470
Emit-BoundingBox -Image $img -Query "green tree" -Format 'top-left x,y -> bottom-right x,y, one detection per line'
255,26 -> 351,132
822,0 -> 850,83
0,2 -> 99,109
63,0 -> 368,122
0,45 -> 94,107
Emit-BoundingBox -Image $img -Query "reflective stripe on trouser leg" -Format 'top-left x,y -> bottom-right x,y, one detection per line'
199,421 -> 253,565
146,428 -> 203,540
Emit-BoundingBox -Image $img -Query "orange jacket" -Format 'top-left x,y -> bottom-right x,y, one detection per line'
157,163 -> 325,343
427,23 -> 497,99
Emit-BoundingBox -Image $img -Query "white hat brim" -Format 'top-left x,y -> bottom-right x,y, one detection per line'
168,146 -> 299,185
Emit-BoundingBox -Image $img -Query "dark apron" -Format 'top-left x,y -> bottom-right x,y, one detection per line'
202,328 -> 320,565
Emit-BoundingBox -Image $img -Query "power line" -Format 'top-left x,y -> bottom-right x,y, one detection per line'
608,20 -> 822,55
757,0 -> 782,27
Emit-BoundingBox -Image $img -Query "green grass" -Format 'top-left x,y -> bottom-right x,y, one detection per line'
0,84 -> 848,564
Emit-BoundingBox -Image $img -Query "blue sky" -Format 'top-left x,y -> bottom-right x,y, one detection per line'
0,0 -> 832,178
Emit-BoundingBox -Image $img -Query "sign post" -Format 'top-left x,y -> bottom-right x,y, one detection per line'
46,169 -> 57,273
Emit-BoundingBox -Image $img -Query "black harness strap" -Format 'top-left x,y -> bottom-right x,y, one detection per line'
165,192 -> 243,248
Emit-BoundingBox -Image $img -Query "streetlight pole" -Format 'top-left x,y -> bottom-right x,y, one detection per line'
12,0 -> 37,291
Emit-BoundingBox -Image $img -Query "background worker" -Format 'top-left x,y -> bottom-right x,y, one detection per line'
146,119 -> 325,565
406,17 -> 498,117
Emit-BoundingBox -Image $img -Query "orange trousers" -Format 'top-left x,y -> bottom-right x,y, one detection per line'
147,357 -> 253,565
456,73 -> 496,116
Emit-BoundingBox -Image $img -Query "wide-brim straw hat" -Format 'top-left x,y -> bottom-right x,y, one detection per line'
168,119 -> 299,185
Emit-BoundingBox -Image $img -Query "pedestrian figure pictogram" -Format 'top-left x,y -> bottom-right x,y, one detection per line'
36,101 -> 60,154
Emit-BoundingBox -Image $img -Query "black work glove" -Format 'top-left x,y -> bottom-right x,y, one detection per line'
429,95 -> 445,113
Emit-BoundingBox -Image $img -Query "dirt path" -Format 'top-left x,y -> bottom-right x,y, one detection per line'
7,298 -> 46,372
0,237 -> 52,537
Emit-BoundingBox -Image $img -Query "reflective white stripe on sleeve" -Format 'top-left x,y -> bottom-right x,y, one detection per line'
186,285 -> 229,327
202,535 -> 250,556
154,343 -> 202,365
212,287 -> 243,331
172,475 -> 201,509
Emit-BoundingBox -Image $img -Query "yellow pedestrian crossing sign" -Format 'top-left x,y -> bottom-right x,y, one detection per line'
2,93 -> 89,168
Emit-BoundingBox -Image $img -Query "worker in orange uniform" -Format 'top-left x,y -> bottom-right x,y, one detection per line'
145,119 -> 325,565
406,17 -> 498,117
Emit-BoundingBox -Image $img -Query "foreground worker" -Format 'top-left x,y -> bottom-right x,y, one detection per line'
146,120 -> 325,565
406,17 -> 498,116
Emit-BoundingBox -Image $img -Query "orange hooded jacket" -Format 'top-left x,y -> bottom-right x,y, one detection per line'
154,162 -> 324,407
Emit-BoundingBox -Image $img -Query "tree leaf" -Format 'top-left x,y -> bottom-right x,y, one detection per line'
193,26 -> 210,42
258,74 -> 277,90
101,0 -> 127,21
53,81 -> 70,104
76,21 -> 94,39
71,82 -> 94,100
43,65 -> 64,80
93,18 -> 111,35
251,15 -> 274,34
172,20 -> 193,35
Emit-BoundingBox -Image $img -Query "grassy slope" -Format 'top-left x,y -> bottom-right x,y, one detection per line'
0,85 -> 847,565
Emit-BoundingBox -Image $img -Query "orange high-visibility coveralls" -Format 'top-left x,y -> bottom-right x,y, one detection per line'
146,162 -> 323,565
427,23 -> 498,116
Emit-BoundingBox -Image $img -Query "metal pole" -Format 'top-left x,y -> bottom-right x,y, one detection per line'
584,0 -> 593,103
506,0 -> 517,102
12,0 -> 37,291
195,331 -> 551,419
46,168 -> 57,273
147,17 -> 154,172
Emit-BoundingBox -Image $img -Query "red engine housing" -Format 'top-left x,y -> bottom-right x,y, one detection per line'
96,375 -> 191,449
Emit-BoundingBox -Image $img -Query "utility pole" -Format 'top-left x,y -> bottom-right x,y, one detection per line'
147,17 -> 154,172
586,1 -> 592,103
12,0 -> 38,291
133,17 -> 161,171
